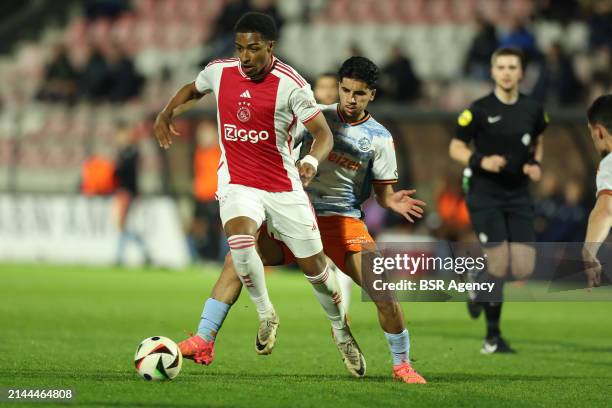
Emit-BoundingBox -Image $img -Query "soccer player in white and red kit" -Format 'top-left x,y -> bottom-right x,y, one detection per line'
174,57 -> 428,383
583,94 -> 612,289
154,13 -> 365,374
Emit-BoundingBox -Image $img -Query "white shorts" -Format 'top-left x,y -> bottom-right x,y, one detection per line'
218,184 -> 323,258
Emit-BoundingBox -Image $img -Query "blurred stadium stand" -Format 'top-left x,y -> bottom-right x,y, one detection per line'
0,0 -> 610,264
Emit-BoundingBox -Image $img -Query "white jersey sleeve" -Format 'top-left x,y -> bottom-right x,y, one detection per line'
372,132 -> 398,183
288,85 -> 321,124
596,153 -> 612,197
194,62 -> 221,95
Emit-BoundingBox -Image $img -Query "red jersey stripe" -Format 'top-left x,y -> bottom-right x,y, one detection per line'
273,67 -> 305,87
276,61 -> 308,85
206,58 -> 239,68
274,65 -> 306,87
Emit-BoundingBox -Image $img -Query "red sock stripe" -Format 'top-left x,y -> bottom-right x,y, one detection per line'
228,238 -> 254,245
228,238 -> 255,245
228,235 -> 255,250
306,266 -> 330,285
230,243 -> 255,250
242,276 -> 254,288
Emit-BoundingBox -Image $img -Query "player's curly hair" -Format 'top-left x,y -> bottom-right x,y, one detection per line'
234,12 -> 278,41
338,56 -> 379,89
588,94 -> 612,133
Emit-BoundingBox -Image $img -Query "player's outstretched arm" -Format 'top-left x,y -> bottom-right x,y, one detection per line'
373,184 -> 426,223
298,113 -> 334,187
154,81 -> 205,149
583,194 -> 612,288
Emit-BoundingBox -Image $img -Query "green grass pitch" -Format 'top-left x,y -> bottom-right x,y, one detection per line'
1,263 -> 611,407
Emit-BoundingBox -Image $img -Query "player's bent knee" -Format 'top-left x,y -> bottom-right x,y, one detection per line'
484,244 -> 510,278
509,245 -> 535,279
511,260 -> 535,279
297,251 -> 327,276
223,216 -> 258,237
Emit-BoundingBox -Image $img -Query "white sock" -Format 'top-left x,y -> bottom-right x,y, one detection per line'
228,235 -> 274,319
334,263 -> 353,312
304,264 -> 351,342
384,329 -> 410,365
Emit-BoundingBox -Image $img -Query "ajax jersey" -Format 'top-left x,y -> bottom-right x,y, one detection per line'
195,57 -> 320,194
597,152 -> 612,198
297,104 -> 398,218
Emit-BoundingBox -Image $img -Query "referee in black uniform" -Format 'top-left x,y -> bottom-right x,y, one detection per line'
449,48 -> 548,354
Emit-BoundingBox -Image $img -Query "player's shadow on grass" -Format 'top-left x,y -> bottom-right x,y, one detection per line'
182,372 -> 392,382
432,372 -> 579,383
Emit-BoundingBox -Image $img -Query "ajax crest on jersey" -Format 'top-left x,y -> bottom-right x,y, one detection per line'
237,101 -> 252,123
134,336 -> 182,381
357,137 -> 372,152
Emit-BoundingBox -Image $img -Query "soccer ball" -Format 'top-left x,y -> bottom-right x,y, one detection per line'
134,336 -> 182,381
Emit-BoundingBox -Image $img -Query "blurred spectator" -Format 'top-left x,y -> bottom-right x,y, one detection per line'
204,0 -> 286,61
114,121 -> 152,266
250,0 -> 284,31
80,155 -> 116,195
588,0 -> 612,50
77,43 -> 111,101
464,16 -> 498,79
313,72 -> 338,105
433,173 -> 472,242
537,177 -> 587,242
534,172 -> 563,240
189,121 -> 223,262
532,42 -> 583,106
378,46 -> 421,102
83,0 -> 129,20
105,42 -> 144,103
499,16 -> 538,62
588,46 -> 612,101
37,44 -> 78,103
210,0 -> 251,58
536,0 -> 580,25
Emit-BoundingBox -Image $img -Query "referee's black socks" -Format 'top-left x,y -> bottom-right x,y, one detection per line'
484,302 -> 502,338
478,274 -> 505,338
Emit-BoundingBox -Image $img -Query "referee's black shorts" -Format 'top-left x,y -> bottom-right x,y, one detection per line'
466,187 -> 535,244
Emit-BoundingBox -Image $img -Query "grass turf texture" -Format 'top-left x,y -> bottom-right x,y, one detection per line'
1,264 -> 611,408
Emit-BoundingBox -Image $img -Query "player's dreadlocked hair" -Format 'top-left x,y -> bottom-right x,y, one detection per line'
234,12 -> 278,41
588,94 -> 612,133
338,56 -> 379,89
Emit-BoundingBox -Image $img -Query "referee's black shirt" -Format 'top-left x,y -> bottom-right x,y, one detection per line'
455,92 -> 548,192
